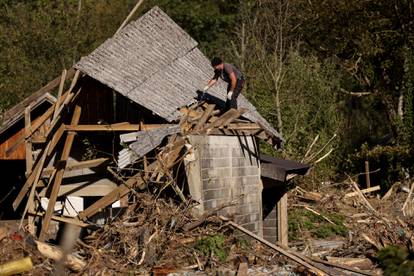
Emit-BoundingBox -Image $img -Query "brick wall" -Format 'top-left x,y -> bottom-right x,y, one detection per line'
186,135 -> 263,236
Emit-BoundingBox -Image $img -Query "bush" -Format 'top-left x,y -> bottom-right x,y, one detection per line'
194,234 -> 229,262
378,246 -> 414,276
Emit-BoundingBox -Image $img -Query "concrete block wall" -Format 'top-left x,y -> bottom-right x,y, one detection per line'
263,203 -> 278,243
186,135 -> 263,236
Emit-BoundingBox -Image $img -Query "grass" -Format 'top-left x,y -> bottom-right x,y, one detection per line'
288,208 -> 348,240
194,234 -> 229,262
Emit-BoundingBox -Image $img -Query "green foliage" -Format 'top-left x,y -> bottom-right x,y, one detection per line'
2,0 -> 414,186
194,234 -> 229,262
288,209 -> 348,240
377,246 -> 414,276
143,0 -> 238,57
234,235 -> 250,250
0,0 -> 137,110
345,143 -> 413,189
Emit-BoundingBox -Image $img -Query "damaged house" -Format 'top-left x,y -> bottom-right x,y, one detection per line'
1,6 -> 309,245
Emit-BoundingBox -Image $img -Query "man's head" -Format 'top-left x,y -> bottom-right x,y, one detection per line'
211,57 -> 223,70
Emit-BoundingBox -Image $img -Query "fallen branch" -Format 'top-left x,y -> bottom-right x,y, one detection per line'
348,177 -> 377,214
345,185 -> 380,198
219,216 -> 330,276
35,241 -> 86,271
310,257 -> 375,276
303,206 -> 335,225
362,234 -> 383,250
182,199 -> 239,231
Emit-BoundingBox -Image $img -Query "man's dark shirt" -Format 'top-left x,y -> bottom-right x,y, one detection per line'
213,63 -> 243,84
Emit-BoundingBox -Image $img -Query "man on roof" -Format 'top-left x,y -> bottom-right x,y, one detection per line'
203,57 -> 245,110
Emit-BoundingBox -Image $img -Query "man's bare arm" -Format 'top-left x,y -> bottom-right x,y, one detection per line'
229,72 -> 237,92
204,78 -> 217,90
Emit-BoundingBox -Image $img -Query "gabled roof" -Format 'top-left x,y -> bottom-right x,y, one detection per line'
75,6 -> 283,145
0,91 -> 56,135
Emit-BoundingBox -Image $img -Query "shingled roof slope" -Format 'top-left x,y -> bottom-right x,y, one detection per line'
75,6 -> 283,145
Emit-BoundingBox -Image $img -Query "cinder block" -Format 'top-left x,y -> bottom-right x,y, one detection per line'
241,222 -> 258,233
201,158 -> 231,168
241,176 -> 261,185
232,157 -> 254,167
204,148 -> 230,158
201,167 -> 232,179
232,148 -> 247,158
263,219 -> 277,227
203,188 -> 231,201
203,199 -> 218,209
263,227 -> 277,237
203,178 -> 230,190
232,166 -> 260,177
263,235 -> 277,244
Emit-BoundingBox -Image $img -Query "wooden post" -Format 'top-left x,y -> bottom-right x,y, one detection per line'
53,69 -> 67,120
365,161 -> 371,188
277,193 -> 288,247
39,105 -> 82,241
24,106 -> 33,175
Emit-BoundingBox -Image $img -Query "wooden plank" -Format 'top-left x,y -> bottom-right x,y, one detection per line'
53,69 -> 67,120
12,125 -> 64,210
2,68 -> 74,121
47,124 -> 65,156
365,161 -> 371,188
344,185 -> 380,198
24,106 -> 33,175
64,124 -> 171,132
33,67 -> 74,98
221,217 -> 328,275
80,159 -> 161,219
6,72 -> 80,157
198,109 -> 242,134
225,123 -> 261,130
194,104 -> 215,131
42,158 -> 109,176
38,180 -> 117,197
261,163 -> 286,182
78,176 -> 141,220
39,105 -> 82,241
7,91 -> 67,157
311,257 -> 376,276
277,193 -> 288,246
20,143 -> 51,233
28,212 -> 88,228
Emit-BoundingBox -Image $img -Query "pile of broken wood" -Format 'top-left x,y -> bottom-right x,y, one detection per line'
1,69 -> 387,275
289,176 -> 414,274
8,68 -> 278,241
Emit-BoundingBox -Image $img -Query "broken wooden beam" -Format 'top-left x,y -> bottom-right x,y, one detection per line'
35,240 -> 86,271
28,212 -> 89,228
24,105 -> 33,175
39,105 -> 82,241
41,158 -> 109,177
78,176 -> 142,220
311,257 -> 375,276
220,217 -> 329,275
65,123 -> 171,132
194,104 -> 216,131
53,69 -> 67,120
345,185 -> 380,198
6,73 -> 78,157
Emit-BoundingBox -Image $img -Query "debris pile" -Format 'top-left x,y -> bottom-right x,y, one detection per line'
288,178 -> 414,274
